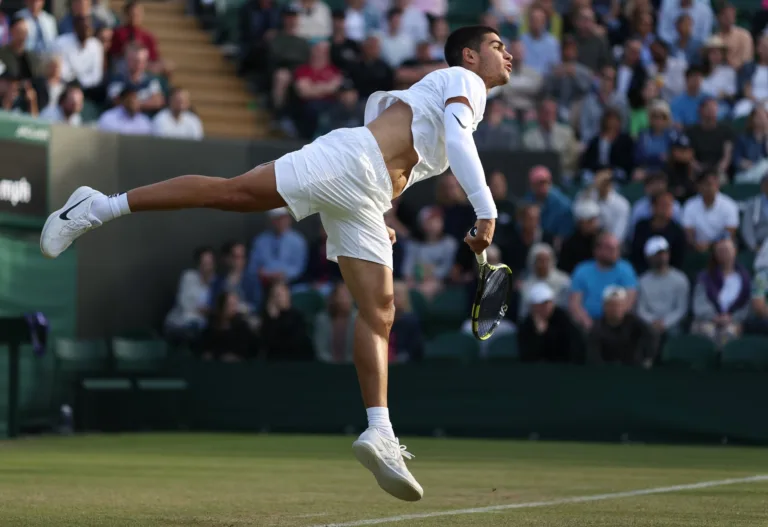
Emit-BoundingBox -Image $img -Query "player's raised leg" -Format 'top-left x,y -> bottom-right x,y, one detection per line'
40,162 -> 285,258
338,256 -> 423,502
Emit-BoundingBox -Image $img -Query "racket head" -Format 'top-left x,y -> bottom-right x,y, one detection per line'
471,263 -> 513,340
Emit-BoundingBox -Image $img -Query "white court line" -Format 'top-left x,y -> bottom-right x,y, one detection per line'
311,475 -> 768,527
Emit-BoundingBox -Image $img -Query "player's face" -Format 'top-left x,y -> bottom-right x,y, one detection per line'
477,33 -> 512,88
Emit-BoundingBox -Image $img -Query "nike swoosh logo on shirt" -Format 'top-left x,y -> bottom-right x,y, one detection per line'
59,197 -> 89,220
452,113 -> 468,129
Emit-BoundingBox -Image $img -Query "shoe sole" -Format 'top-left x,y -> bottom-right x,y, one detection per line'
40,186 -> 97,259
352,440 -> 423,502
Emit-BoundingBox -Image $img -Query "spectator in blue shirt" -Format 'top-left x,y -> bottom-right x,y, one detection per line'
671,65 -> 705,126
569,232 -> 638,330
523,165 -> 574,240
657,0 -> 713,48
58,0 -> 106,35
248,207 -> 309,286
733,106 -> 768,174
634,99 -> 676,176
209,241 -> 262,315
520,4 -> 560,77
669,13 -> 702,67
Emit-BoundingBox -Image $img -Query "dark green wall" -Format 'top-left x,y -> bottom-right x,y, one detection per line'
176,361 -> 768,444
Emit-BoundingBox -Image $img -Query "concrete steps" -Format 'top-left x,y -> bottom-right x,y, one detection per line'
112,0 -> 269,139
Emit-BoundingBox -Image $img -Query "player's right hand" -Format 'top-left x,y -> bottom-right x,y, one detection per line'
465,219 -> 495,255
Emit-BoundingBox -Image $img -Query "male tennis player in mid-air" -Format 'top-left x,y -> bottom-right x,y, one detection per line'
41,25 -> 511,501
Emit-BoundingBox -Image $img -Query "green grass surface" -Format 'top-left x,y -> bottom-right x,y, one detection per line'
0,434 -> 767,526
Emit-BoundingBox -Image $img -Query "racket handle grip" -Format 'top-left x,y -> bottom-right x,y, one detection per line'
468,226 -> 488,265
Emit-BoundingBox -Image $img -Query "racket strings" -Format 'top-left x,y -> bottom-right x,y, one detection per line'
476,268 -> 511,338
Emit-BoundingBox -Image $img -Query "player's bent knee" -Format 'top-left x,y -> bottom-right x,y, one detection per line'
358,293 -> 395,337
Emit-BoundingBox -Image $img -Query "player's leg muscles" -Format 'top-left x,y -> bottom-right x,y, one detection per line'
126,161 -> 286,213
337,256 -> 394,409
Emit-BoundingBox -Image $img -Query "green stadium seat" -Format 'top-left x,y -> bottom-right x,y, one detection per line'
292,290 -> 326,320
730,116 -> 749,134
111,338 -> 168,373
721,336 -> 768,371
53,338 -> 110,407
621,182 -> 646,205
424,286 -> 468,337
737,251 -> 755,272
424,331 -> 479,361
682,250 -> 710,281
661,334 -> 718,370
80,100 -> 102,123
54,338 -> 109,371
485,334 -> 519,360
722,183 -> 759,204
409,289 -> 428,319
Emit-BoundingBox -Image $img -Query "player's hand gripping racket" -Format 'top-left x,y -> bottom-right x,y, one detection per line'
468,226 -> 513,341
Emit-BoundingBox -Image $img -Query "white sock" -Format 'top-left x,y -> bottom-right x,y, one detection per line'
90,193 -> 131,223
367,407 -> 396,441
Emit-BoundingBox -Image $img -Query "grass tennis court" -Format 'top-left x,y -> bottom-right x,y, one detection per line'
0,434 -> 766,526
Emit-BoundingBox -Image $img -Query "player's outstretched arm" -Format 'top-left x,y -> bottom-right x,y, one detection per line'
443,96 -> 497,253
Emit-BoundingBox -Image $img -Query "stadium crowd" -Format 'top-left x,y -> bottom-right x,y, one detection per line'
5,0 -> 768,364
0,0 -> 203,138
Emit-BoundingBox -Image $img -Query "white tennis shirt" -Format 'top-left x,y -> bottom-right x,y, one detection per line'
364,66 -> 487,193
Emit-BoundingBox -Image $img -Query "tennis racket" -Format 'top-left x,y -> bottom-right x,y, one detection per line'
468,226 -> 513,341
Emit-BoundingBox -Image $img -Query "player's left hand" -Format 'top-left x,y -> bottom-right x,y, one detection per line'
387,226 -> 397,245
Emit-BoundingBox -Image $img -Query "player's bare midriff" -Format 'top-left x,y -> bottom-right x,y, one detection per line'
366,101 -> 420,199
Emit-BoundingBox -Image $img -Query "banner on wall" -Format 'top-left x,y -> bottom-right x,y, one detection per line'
0,112 -> 50,228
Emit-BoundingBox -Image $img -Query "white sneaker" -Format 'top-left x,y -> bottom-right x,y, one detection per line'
352,427 -> 424,501
40,186 -> 104,259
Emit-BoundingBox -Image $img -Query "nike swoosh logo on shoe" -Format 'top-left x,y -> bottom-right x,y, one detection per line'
453,113 -> 468,129
59,197 -> 90,220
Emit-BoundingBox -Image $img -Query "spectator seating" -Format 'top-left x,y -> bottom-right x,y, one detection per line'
486,334 -> 519,360
448,0 -> 488,26
621,182 -> 646,205
424,287 -> 468,337
409,290 -> 429,320
722,183 -> 760,205
112,0 -> 261,138
424,331 -> 479,361
292,289 -> 326,332
111,338 -> 168,373
661,334 -> 718,370
721,336 -> 768,371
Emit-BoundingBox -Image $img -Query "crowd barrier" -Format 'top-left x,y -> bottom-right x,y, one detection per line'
5,358 -> 763,444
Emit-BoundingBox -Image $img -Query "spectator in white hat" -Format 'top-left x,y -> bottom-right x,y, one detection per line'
559,199 -> 602,274
630,190 -> 687,275
587,285 -> 654,367
247,207 -> 309,287
636,236 -> 690,347
517,282 -> 579,363
518,242 -> 570,319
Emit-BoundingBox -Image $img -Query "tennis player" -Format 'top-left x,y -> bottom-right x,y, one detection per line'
41,25 -> 511,501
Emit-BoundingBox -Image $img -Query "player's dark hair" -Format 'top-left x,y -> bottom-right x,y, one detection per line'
444,25 -> 499,68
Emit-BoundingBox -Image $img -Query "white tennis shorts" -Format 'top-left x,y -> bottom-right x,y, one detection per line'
275,126 -> 394,269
